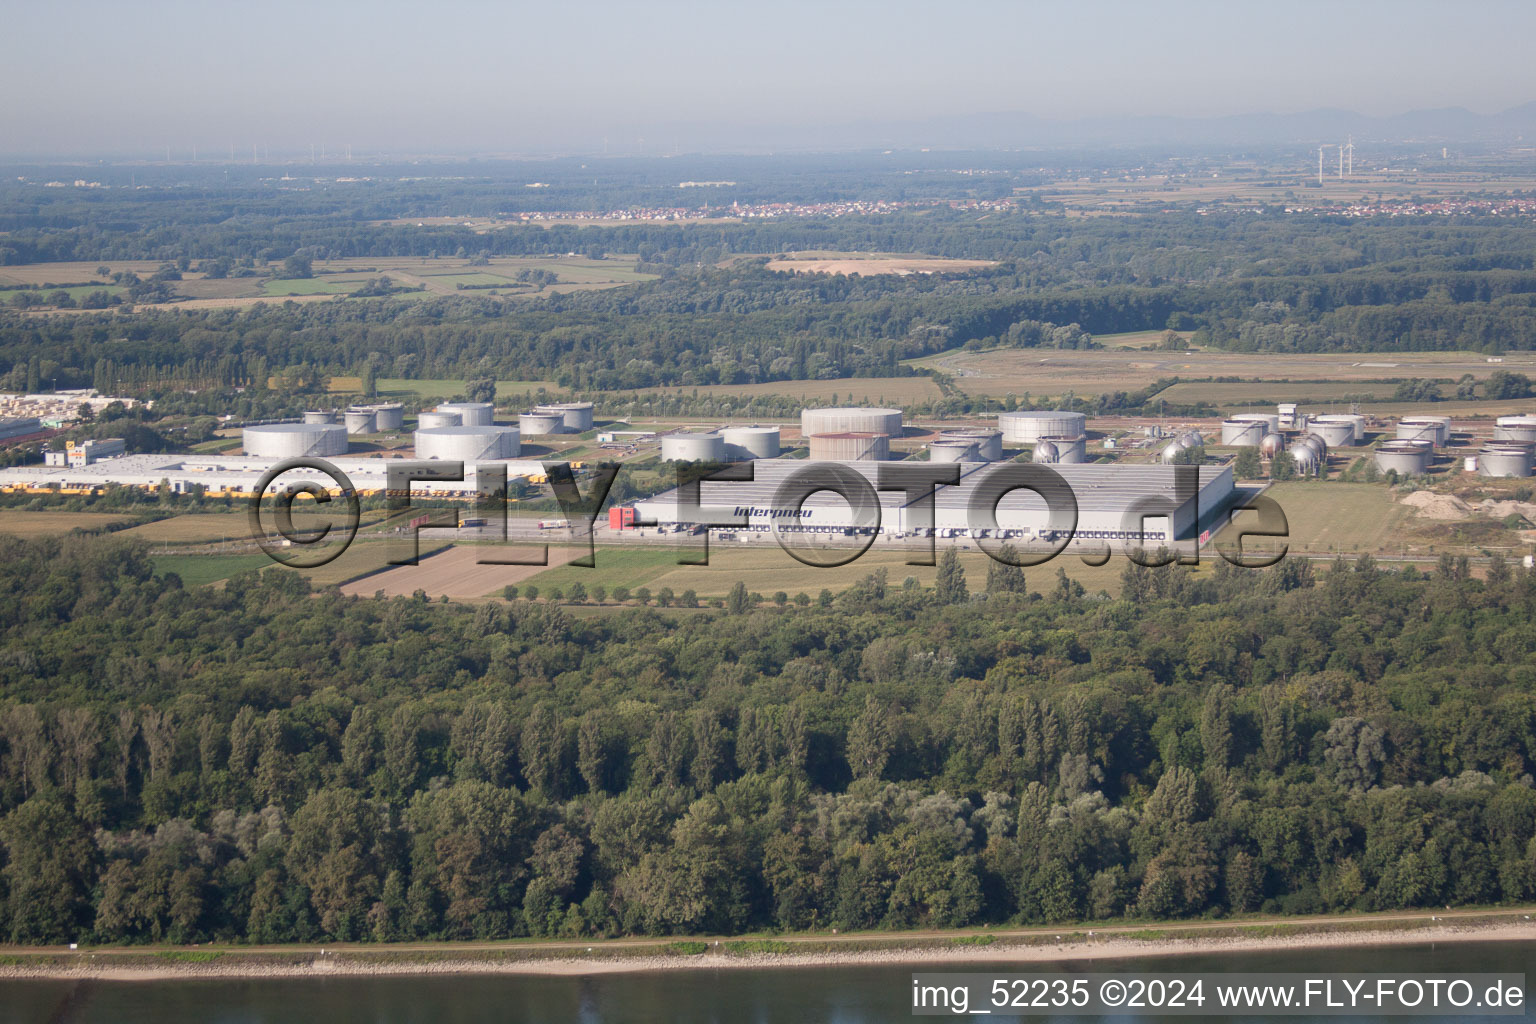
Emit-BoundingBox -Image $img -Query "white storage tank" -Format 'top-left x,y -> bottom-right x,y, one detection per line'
1397,416 -> 1450,447
1479,443 -> 1534,478
1221,420 -> 1265,446
417,410 -> 462,429
1231,413 -> 1281,433
1375,441 -> 1432,476
930,439 -> 978,463
1494,416 -> 1536,443
243,423 -> 348,459
302,410 -> 336,425
808,432 -> 890,461
998,410 -> 1087,444
1041,435 -> 1087,464
343,408 -> 377,435
801,407 -> 903,437
938,428 -> 1003,461
537,402 -> 595,432
722,425 -> 781,460
368,403 -> 404,431
414,426 -> 520,461
1312,413 -> 1367,443
437,402 -> 496,427
519,412 -> 567,435
1312,420 -> 1356,448
661,432 -> 727,462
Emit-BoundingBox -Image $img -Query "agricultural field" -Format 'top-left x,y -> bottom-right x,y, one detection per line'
341,543 -> 582,599
0,254 -> 655,312
0,510 -> 138,537
1255,481 -> 1413,557
150,552 -> 273,587
260,276 -> 369,297
908,347 -> 1536,404
119,513 -> 255,544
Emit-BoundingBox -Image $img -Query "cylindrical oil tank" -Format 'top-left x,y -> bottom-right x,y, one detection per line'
1312,413 -> 1366,442
661,432 -> 726,462
417,410 -> 461,429
243,423 -> 347,458
1375,442 -> 1431,476
519,412 -> 566,435
722,425 -> 781,460
1032,440 -> 1061,464
414,426 -> 519,461
1312,420 -> 1356,447
808,432 -> 890,461
1259,432 -> 1287,458
802,407 -> 903,437
998,410 -> 1087,444
1041,434 -> 1087,463
1231,413 -> 1281,433
931,439 -> 979,463
537,402 -> 595,432
1398,416 -> 1450,446
1479,443 -> 1534,478
368,403 -> 404,431
1494,416 -> 1536,443
437,402 -> 495,427
343,408 -> 377,435
939,428 -> 1002,461
1221,420 -> 1265,446
302,410 -> 335,425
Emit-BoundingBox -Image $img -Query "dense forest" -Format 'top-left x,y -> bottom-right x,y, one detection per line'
6,208 -> 1536,397
3,537 -> 1536,944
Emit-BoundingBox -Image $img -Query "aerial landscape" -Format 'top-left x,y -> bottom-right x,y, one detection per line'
4,1 -> 1536,1021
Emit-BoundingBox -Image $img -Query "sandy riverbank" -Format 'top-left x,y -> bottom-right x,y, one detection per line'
2,920 -> 1534,982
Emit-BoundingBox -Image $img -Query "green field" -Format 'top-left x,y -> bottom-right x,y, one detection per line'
1258,481 -> 1413,555
260,277 -> 361,297
412,271 -> 520,288
150,552 -> 273,586
0,510 -> 139,537
1,284 -> 126,303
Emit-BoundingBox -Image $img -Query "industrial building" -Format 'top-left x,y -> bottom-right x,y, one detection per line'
243,423 -> 348,458
632,460 -> 1236,552
0,454 -> 548,498
801,407 -> 903,437
0,417 -> 44,443
437,402 -> 496,427
44,438 -> 125,467
999,410 -> 1087,444
414,426 -> 520,461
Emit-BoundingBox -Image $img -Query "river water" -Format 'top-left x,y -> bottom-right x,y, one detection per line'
1,941 -> 1531,1023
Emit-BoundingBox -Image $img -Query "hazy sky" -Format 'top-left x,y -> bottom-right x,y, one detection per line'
6,0 -> 1535,157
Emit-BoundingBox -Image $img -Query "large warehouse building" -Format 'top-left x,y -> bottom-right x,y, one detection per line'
0,454 -> 549,497
632,460 -> 1235,552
